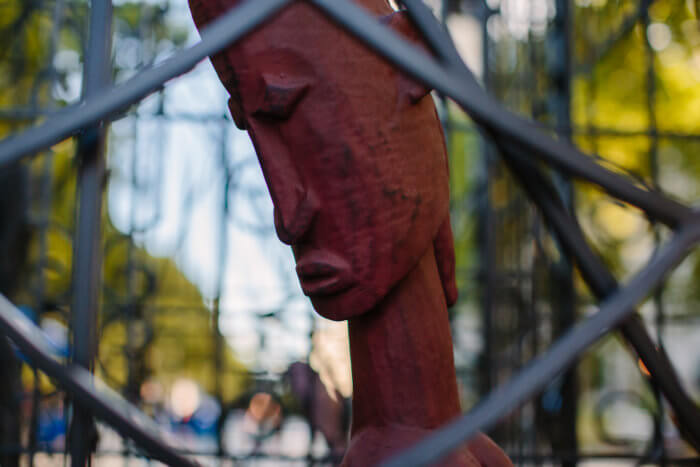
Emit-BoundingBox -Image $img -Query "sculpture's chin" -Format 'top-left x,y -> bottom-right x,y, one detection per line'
305,244 -> 439,321
307,282 -> 382,321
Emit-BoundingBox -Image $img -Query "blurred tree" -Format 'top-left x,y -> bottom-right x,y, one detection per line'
446,0 -> 700,457
447,0 -> 700,317
0,0 -> 250,451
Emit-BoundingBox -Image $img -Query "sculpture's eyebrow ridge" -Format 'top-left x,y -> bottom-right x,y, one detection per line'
253,73 -> 312,119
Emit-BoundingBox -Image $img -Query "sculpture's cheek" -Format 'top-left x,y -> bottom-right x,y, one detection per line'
292,139 -> 449,320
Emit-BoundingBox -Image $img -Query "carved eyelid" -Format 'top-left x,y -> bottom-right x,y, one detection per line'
252,74 -> 311,121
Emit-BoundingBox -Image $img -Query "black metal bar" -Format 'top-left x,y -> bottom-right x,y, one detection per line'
68,1 -> 113,465
548,1 -> 578,462
308,0 -> 693,228
398,0 -> 464,67
0,294 -> 199,467
0,0 -> 291,168
475,3 -> 496,410
383,221 -> 700,467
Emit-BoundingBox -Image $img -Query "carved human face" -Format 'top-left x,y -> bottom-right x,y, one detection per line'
191,2 -> 451,320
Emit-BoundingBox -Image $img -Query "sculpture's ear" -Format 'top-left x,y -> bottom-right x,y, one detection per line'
228,97 -> 247,130
381,10 -> 433,103
434,214 -> 458,307
356,0 -> 395,14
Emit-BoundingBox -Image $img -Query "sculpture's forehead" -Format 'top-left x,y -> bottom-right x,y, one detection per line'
244,5 -> 340,46
235,46 -> 317,79
236,7 -> 386,72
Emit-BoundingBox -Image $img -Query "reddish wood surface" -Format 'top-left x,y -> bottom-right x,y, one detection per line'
188,1 -> 513,465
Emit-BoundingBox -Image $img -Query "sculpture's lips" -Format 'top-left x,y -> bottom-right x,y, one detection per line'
295,252 -> 354,296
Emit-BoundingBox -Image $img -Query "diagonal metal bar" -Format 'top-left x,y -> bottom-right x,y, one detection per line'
498,142 -> 700,451
397,0 -> 464,70
0,294 -> 199,467
383,221 -> 700,467
0,0 -> 290,169
395,0 -> 700,450
307,0 -> 693,228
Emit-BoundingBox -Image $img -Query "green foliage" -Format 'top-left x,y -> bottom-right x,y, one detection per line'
446,4 -> 700,449
446,105 -> 481,295
447,0 -> 700,311
1,0 -> 249,403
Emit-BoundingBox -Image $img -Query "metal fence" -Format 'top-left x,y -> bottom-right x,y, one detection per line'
0,0 -> 699,466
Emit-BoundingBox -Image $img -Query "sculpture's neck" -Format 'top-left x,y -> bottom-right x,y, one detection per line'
347,246 -> 461,435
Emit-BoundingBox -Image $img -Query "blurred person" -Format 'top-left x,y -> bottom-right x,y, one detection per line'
287,361 -> 349,460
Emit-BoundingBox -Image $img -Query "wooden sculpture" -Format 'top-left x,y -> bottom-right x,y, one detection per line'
188,0 -> 512,465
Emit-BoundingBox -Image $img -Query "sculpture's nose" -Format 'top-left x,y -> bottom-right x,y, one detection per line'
246,122 -> 319,245
273,187 -> 319,245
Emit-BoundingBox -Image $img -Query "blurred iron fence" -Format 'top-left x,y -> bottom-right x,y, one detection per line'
0,0 -> 699,466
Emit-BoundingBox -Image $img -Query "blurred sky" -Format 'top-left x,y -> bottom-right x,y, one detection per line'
106,0 -> 314,372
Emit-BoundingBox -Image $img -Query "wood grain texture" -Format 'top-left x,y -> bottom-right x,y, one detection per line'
188,1 -> 512,465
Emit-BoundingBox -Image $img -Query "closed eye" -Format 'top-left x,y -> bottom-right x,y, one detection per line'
253,74 -> 310,121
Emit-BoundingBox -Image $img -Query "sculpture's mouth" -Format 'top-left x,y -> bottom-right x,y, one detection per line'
295,252 -> 354,296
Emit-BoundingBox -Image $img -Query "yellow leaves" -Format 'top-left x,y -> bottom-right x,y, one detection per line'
22,364 -> 56,393
43,228 -> 73,297
490,175 -> 511,209
654,46 -> 700,133
447,120 -> 479,200
98,320 -> 129,387
650,1 -> 673,23
575,0 -> 608,9
681,19 -> 700,49
51,139 -> 75,159
23,10 -> 52,62
0,2 -> 20,29
573,2 -> 700,135
592,200 -> 644,241
597,136 -> 649,173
